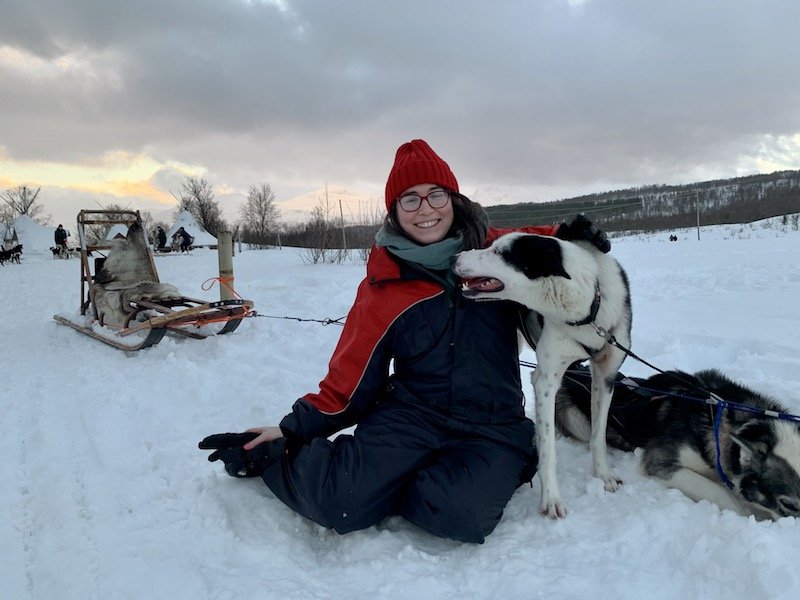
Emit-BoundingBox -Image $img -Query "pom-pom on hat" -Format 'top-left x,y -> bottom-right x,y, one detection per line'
384,139 -> 459,211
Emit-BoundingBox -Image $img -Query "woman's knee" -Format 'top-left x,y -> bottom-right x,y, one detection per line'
397,445 -> 530,542
398,471 -> 508,543
262,435 -> 416,534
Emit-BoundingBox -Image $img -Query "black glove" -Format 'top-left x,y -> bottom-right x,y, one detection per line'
198,432 -> 283,478
556,213 -> 611,253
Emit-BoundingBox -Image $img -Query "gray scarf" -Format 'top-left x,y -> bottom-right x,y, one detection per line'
375,225 -> 464,273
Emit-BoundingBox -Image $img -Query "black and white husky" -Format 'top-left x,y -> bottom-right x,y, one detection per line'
453,232 -> 632,518
556,367 -> 800,520
93,222 -> 181,326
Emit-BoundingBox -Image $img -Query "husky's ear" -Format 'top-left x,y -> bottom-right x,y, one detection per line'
508,236 -> 571,280
731,421 -> 772,465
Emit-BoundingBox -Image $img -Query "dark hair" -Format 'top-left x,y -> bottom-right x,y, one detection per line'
384,192 -> 488,250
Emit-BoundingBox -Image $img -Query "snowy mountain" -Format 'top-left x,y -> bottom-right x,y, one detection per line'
276,186 -> 382,225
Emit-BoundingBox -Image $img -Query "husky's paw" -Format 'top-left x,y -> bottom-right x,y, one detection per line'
599,472 -> 623,493
540,495 -> 568,519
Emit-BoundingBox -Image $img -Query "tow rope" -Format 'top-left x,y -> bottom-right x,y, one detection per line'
199,276 -> 345,326
251,313 -> 345,326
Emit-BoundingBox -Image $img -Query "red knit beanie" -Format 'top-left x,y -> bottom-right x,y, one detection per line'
384,139 -> 459,211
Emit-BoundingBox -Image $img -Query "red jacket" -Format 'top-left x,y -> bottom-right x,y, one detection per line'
297,225 -> 558,422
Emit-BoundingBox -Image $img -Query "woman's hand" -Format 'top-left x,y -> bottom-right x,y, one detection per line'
243,426 -> 284,451
198,426 -> 287,477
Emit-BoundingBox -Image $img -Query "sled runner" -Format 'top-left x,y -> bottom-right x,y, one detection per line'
53,209 -> 253,351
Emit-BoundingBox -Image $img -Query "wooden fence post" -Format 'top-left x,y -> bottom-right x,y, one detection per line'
217,231 -> 234,301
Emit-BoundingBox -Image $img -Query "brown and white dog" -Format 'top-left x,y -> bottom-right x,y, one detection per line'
92,223 -> 181,326
453,232 -> 632,518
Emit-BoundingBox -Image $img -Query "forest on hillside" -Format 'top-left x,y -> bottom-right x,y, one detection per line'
484,170 -> 800,232
271,170 -> 800,255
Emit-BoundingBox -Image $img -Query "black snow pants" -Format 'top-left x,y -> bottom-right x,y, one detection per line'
260,402 -> 536,543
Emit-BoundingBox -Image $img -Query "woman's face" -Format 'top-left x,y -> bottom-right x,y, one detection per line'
394,183 -> 454,245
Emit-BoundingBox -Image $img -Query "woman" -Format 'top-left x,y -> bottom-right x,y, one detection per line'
200,139 -> 609,543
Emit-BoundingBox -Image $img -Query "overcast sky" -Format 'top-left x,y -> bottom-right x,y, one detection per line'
2,0 -> 799,227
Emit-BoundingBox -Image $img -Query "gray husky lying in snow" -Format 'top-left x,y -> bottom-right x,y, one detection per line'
555,367 -> 800,520
93,222 -> 181,326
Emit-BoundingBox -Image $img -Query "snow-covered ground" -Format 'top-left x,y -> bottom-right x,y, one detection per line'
2,217 -> 799,600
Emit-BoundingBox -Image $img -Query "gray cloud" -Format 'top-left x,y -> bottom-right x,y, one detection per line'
2,0 -> 799,224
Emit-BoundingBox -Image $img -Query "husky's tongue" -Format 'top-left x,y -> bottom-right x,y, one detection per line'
460,277 -> 504,293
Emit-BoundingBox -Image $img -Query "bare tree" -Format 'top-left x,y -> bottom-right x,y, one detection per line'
84,202 -> 129,245
2,185 -> 49,224
152,218 -> 169,234
139,210 -> 155,243
174,177 -> 225,235
0,203 -> 13,225
172,192 -> 194,216
239,183 -> 280,248
299,203 -> 331,264
280,194 -> 382,265
299,192 -> 346,264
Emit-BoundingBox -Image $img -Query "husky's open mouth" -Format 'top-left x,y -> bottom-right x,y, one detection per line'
460,276 -> 505,294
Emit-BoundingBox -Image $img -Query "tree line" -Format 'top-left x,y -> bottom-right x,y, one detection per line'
5,169 -> 798,252
484,170 -> 800,232
1,177 -> 282,247
1,176 -> 380,257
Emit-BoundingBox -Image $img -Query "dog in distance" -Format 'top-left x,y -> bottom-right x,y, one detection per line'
1,244 -> 23,265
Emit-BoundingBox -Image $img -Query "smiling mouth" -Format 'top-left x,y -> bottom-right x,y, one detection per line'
460,276 -> 505,294
415,219 -> 440,229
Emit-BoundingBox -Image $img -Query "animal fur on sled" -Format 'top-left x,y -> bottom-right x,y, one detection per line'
93,222 -> 181,326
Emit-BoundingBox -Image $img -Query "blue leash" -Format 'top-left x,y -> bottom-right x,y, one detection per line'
618,377 -> 800,490
710,396 -> 735,490
703,391 -> 800,490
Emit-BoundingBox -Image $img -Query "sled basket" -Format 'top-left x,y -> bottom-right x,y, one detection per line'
53,209 -> 253,351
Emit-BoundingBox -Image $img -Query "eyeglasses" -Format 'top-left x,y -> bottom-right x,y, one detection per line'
397,189 -> 451,212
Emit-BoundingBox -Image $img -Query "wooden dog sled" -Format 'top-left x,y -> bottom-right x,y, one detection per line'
53,210 -> 253,351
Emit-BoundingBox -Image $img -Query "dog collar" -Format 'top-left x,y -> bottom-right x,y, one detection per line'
566,282 -> 601,327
